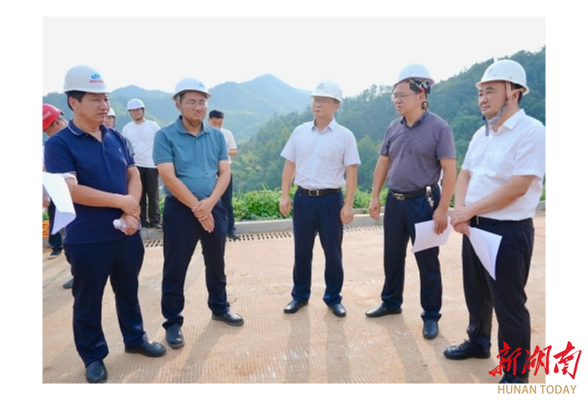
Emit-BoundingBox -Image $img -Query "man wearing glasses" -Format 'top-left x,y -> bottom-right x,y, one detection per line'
279,80 -> 361,318
153,78 -> 244,350
365,64 -> 456,340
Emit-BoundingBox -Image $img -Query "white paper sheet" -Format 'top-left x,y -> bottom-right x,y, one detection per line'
42,172 -> 76,234
468,227 -> 502,280
411,218 -> 451,253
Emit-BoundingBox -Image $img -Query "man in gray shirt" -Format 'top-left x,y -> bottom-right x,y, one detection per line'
365,64 -> 456,340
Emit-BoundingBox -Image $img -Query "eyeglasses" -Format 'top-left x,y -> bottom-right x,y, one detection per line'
310,98 -> 334,105
184,99 -> 208,108
391,92 -> 417,102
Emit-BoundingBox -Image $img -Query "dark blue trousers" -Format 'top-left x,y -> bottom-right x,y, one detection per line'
47,201 -> 63,252
381,188 -> 442,321
161,196 -> 229,329
463,217 -> 534,377
221,173 -> 235,234
65,234 -> 147,367
291,189 -> 344,306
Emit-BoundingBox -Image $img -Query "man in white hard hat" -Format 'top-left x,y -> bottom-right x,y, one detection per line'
44,65 -> 166,384
153,77 -> 244,350
279,80 -> 361,318
443,59 -> 545,384
122,98 -> 162,229
103,107 -> 117,129
365,64 -> 456,341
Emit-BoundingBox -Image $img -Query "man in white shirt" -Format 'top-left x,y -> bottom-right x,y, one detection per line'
443,59 -> 546,384
122,98 -> 162,229
279,81 -> 361,318
208,110 -> 239,240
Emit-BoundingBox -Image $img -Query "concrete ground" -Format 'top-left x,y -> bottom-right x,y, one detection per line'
42,211 -> 545,384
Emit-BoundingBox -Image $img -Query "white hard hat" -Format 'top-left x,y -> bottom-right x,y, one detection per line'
393,63 -> 435,90
127,98 -> 145,110
64,65 -> 107,93
476,59 -> 529,95
172,78 -> 212,100
311,80 -> 343,103
107,108 -> 116,117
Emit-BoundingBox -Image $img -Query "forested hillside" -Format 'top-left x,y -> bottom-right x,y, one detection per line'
231,47 -> 545,193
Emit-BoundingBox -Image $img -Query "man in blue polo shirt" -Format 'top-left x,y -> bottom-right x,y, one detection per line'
365,64 -> 456,340
44,65 -> 166,384
153,77 -> 244,350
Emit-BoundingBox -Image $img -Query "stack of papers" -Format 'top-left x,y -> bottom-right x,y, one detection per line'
411,219 -> 502,280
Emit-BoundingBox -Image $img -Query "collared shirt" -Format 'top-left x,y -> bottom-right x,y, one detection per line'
122,119 -> 161,168
43,120 -> 135,244
153,116 -> 228,200
380,111 -> 455,193
280,118 -> 361,189
462,109 -> 546,220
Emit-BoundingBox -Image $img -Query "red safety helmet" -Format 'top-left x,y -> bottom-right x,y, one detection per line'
42,104 -> 62,131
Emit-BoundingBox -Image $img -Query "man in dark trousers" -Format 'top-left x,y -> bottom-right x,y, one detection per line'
444,59 -> 546,384
44,65 -> 165,383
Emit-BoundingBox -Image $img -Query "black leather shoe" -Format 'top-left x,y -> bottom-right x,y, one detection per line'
365,304 -> 402,318
125,341 -> 167,357
499,372 -> 529,384
227,231 -> 240,240
284,299 -> 309,314
444,340 -> 490,360
329,303 -> 346,318
151,222 -> 162,230
85,360 -> 107,383
212,311 -> 244,326
422,320 -> 439,339
62,277 -> 74,289
165,324 -> 185,349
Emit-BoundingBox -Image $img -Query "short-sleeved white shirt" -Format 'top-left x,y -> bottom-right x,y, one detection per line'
280,118 -> 361,189
122,119 -> 160,168
221,128 -> 237,163
462,109 -> 545,220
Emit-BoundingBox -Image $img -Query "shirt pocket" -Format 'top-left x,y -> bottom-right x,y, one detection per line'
486,149 -> 516,179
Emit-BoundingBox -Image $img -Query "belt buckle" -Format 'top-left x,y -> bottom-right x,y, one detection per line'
393,192 -> 405,201
309,189 -> 320,197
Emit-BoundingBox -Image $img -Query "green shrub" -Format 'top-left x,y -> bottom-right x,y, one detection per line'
233,186 -> 291,221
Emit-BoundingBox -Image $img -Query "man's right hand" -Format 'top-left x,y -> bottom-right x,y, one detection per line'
279,196 -> 291,217
118,194 -> 141,220
368,198 -> 381,220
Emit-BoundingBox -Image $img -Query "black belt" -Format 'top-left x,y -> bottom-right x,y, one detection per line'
390,183 -> 438,201
299,187 -> 341,197
470,216 -> 532,227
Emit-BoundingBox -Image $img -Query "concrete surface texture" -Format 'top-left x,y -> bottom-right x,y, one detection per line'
42,211 -> 545,384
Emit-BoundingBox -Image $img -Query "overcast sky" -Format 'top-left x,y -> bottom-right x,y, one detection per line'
42,17 -> 545,97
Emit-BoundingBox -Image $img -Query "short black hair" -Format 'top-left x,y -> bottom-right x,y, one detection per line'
209,110 -> 224,119
65,91 -> 86,110
512,83 -> 524,105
